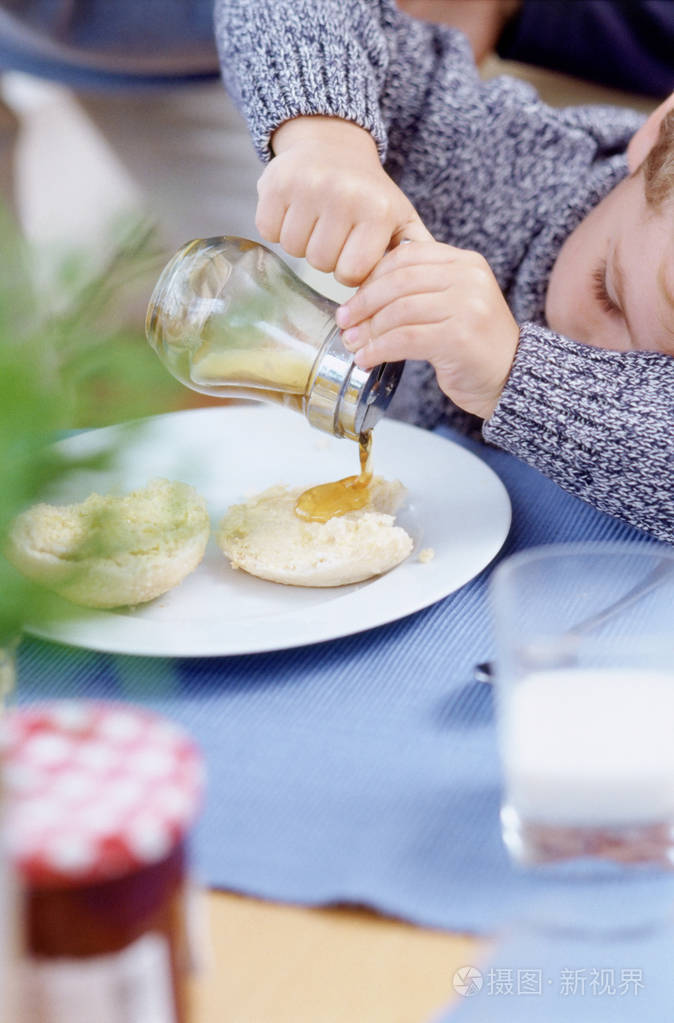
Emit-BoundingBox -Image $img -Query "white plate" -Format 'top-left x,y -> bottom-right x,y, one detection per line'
25,406 -> 511,656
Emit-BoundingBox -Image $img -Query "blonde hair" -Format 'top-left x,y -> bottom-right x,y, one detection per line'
643,107 -> 674,208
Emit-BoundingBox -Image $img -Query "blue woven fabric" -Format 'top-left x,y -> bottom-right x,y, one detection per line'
14,427 -> 664,936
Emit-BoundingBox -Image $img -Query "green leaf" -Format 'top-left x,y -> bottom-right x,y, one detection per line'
0,206 -> 180,646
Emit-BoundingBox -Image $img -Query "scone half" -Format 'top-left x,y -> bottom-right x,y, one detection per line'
6,478 -> 210,608
218,477 -> 413,587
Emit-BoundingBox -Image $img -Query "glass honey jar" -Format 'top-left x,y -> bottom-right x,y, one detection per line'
145,237 -> 403,441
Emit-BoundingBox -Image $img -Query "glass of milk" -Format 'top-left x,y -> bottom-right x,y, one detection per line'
492,543 -> 674,868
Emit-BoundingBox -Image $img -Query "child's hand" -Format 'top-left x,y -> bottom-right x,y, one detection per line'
335,241 -> 520,420
257,116 -> 431,287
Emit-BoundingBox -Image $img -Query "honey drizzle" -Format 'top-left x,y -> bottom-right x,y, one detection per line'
295,433 -> 373,523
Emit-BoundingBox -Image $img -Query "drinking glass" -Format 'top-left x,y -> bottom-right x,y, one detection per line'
491,543 -> 674,868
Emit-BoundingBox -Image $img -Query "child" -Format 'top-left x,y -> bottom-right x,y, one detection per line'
215,0 -> 674,543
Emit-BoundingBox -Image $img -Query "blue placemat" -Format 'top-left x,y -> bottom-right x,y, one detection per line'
13,427 -> 663,936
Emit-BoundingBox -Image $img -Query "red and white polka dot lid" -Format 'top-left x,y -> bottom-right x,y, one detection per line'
1,701 -> 205,887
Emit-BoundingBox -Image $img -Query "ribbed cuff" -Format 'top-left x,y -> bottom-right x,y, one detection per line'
214,0 -> 389,162
483,323 -> 674,542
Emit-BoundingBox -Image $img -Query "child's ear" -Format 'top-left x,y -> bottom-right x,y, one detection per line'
627,92 -> 674,173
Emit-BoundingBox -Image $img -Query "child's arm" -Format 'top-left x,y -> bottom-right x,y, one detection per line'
215,0 -> 444,284
337,239 -> 674,545
483,329 -> 674,545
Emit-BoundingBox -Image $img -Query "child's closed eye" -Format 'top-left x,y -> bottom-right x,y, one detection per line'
592,261 -> 621,316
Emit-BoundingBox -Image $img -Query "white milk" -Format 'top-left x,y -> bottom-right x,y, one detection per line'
503,668 -> 674,826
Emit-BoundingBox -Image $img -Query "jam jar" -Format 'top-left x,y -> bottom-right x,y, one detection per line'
2,701 -> 205,1023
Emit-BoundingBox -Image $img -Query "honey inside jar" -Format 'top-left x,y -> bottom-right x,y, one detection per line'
295,433 -> 373,523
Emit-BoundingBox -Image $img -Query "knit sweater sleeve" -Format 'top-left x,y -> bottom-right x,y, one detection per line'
483,325 -> 674,543
389,326 -> 674,544
213,0 -> 392,161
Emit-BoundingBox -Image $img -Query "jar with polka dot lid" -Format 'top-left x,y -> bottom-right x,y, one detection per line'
1,701 -> 205,1023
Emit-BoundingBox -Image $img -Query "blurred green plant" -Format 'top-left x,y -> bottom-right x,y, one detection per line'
0,207 -> 182,652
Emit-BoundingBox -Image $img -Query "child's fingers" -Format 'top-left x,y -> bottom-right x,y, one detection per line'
358,240 -> 462,289
331,214 -> 436,288
352,324 -> 433,369
278,205 -> 320,258
305,217 -> 352,274
255,189 -> 286,244
337,263 -> 452,330
366,291 -> 451,339
341,289 -> 449,354
336,222 -> 390,287
334,220 -> 396,287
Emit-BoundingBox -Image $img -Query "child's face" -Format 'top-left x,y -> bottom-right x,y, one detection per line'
545,172 -> 674,355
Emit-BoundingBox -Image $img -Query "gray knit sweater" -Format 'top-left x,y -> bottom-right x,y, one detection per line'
214,0 -> 674,543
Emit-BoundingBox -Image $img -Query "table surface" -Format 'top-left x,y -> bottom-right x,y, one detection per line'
190,890 -> 484,1023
